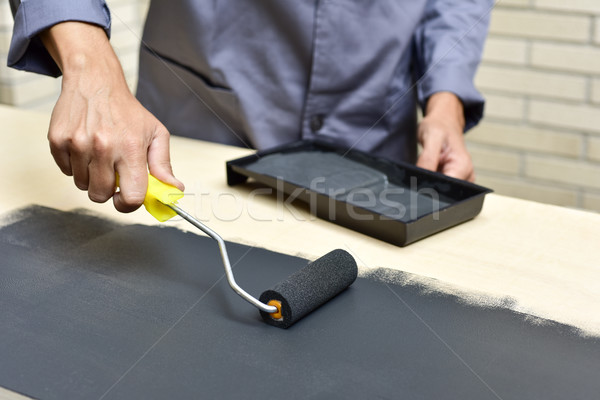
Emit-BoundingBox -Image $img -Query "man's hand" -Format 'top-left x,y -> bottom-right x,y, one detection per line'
416,92 -> 475,182
41,22 -> 184,212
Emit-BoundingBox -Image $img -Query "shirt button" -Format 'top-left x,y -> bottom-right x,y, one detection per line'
310,114 -> 324,133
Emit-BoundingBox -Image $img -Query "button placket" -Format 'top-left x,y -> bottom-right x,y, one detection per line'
310,114 -> 325,133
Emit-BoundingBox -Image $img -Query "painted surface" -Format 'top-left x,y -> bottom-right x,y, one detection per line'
0,206 -> 598,399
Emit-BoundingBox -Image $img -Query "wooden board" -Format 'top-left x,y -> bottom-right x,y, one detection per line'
2,105 -> 598,336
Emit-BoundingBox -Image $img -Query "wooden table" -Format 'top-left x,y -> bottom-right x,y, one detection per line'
1,104 -> 599,398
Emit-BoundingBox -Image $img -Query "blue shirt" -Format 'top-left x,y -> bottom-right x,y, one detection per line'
8,0 -> 491,163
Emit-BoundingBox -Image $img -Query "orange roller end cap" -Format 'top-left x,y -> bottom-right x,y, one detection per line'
267,300 -> 283,320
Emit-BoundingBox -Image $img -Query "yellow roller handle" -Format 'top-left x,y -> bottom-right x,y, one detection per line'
144,174 -> 184,222
116,173 -> 184,222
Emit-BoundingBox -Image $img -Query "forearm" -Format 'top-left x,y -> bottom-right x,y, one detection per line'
41,21 -> 124,84
7,0 -> 111,77
425,92 -> 465,132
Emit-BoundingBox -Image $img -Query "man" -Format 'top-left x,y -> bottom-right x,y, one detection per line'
8,0 -> 492,213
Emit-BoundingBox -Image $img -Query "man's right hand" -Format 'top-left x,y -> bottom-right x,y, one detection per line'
41,22 -> 184,213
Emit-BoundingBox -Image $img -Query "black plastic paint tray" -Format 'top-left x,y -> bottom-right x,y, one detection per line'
226,139 -> 492,246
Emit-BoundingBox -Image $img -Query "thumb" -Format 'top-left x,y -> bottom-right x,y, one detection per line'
416,131 -> 443,172
147,126 -> 185,192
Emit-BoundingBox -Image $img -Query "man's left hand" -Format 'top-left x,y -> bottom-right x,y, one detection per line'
416,92 -> 475,182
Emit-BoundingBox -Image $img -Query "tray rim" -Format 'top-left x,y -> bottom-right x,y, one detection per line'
225,139 -> 493,246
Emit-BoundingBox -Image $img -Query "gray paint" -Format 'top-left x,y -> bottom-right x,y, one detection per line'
0,206 -> 599,399
245,151 -> 451,221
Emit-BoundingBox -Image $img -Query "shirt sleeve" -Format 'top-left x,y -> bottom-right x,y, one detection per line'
412,0 -> 493,131
7,0 -> 111,78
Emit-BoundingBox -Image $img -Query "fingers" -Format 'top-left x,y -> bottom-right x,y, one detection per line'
48,109 -> 73,176
48,137 -> 72,176
86,130 -> 120,202
437,134 -> 476,182
441,158 -> 475,182
147,124 -> 185,192
48,108 -> 149,211
69,135 -> 92,190
416,128 -> 443,172
113,159 -> 148,213
87,160 -> 117,203
112,131 -> 149,212
417,117 -> 476,182
467,169 -> 476,182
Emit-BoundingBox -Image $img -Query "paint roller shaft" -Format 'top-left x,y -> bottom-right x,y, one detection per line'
167,203 -> 278,314
259,249 -> 358,329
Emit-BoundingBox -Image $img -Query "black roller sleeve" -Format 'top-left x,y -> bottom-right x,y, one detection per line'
259,249 -> 358,328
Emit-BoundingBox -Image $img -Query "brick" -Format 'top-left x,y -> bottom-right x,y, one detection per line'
475,174 -> 578,207
110,28 -> 142,52
534,0 -> 600,14
531,43 -> 600,75
476,65 -> 586,101
529,100 -> 600,135
489,9 -> 591,42
125,76 -> 139,93
482,93 -> 525,121
526,155 -> 600,189
0,3 -> 13,31
141,2 -> 151,20
114,49 -> 139,75
592,79 -> 600,104
583,193 -> 600,212
482,37 -> 528,65
21,96 -> 60,113
0,58 -> 42,85
467,144 -> 521,175
0,31 -> 11,54
589,137 -> 600,162
0,76 -> 60,106
107,2 -> 141,26
499,0 -> 530,7
468,122 -> 582,157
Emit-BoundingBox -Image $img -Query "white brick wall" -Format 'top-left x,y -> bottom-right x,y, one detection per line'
589,138 -> 600,162
482,93 -> 526,121
482,37 -> 528,65
469,122 -> 582,158
533,0 -> 600,14
531,43 -> 600,75
489,9 -> 591,42
593,79 -> 600,104
584,193 -> 600,210
470,1 -> 600,212
475,65 -> 587,101
468,144 -> 521,175
526,156 -> 600,190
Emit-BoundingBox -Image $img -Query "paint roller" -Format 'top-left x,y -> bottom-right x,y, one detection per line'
140,174 -> 357,328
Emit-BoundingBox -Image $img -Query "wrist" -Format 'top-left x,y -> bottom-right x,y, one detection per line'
425,92 -> 466,131
41,22 -> 118,76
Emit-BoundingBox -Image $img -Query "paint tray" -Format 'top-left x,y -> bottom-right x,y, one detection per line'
226,139 -> 492,246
